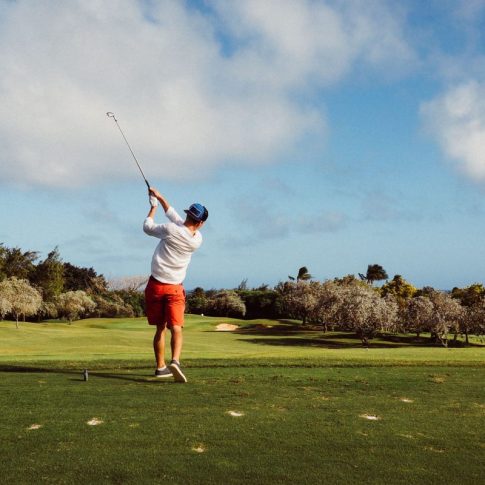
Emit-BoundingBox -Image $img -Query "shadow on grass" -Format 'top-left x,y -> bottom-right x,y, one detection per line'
238,336 -> 373,349
0,364 -> 168,384
234,328 -> 484,349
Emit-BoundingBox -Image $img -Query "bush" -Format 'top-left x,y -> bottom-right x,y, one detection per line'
204,291 -> 246,318
90,293 -> 134,318
56,290 -> 96,324
236,289 -> 283,319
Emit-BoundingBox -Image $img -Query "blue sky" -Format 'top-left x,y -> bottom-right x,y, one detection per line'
1,0 -> 485,290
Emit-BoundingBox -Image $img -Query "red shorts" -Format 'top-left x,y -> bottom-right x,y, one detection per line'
144,277 -> 185,328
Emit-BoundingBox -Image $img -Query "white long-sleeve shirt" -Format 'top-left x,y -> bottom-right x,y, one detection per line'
143,206 -> 202,284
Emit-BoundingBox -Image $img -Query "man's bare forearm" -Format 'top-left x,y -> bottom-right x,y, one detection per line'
147,205 -> 157,218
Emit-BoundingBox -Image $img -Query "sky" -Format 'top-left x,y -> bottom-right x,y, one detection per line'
1,0 -> 485,291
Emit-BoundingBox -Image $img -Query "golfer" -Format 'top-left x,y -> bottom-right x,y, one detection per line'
143,187 -> 208,383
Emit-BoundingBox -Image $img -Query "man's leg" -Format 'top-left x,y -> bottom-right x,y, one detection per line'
170,325 -> 183,363
153,325 -> 167,369
166,285 -> 187,382
168,325 -> 187,382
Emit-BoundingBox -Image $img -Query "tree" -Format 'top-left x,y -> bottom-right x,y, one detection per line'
451,283 -> 485,307
63,262 -> 108,293
236,288 -> 282,319
277,281 -> 319,324
112,290 -> 145,317
381,275 -> 417,300
455,299 -> 485,345
0,244 -> 6,281
32,247 -> 64,301
39,301 -> 59,320
415,286 -> 436,297
0,277 -> 42,328
186,287 -> 208,315
404,296 -> 434,337
333,274 -> 360,286
0,246 -> 38,280
91,293 -> 134,318
380,276 -> 417,327
336,283 -> 398,346
204,291 -> 246,318
289,266 -> 312,282
312,280 -> 345,332
0,294 -> 12,320
237,278 -> 248,291
359,264 -> 388,286
464,301 -> 485,344
427,291 -> 464,347
56,290 -> 96,324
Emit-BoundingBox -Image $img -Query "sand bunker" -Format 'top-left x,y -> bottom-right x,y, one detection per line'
400,398 -> 414,403
216,323 -> 239,331
27,424 -> 42,430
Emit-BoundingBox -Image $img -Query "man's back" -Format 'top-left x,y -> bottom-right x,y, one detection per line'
143,206 -> 202,284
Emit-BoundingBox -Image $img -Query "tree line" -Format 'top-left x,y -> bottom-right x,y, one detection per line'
1,244 -> 484,347
186,266 -> 485,347
0,244 -> 145,327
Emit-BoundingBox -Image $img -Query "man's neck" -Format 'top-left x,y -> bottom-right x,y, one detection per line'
184,221 -> 198,235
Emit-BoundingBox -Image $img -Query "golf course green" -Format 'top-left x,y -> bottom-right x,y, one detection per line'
1,316 -> 484,484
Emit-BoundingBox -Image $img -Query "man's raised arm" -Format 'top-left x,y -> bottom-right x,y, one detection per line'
149,187 -> 170,213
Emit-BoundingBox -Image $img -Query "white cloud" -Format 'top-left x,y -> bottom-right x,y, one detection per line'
0,0 -> 413,188
421,81 -> 485,183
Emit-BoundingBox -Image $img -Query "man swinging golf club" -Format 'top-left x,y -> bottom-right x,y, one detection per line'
143,187 -> 208,383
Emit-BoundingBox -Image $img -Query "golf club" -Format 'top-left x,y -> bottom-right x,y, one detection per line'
106,112 -> 150,189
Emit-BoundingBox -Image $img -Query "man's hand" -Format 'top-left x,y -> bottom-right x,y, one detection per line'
149,187 -> 162,200
149,195 -> 158,207
148,187 -> 170,213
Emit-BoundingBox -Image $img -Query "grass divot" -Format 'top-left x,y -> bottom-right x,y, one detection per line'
424,446 -> 445,453
359,414 -> 381,421
227,411 -> 244,417
86,418 -> 103,426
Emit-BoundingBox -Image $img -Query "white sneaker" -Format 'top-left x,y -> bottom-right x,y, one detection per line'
168,360 -> 187,383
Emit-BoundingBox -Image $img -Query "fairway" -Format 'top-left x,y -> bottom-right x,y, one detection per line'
1,316 -> 484,484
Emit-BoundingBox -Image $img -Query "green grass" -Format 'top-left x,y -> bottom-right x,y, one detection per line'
1,315 -> 484,365
1,316 -> 484,484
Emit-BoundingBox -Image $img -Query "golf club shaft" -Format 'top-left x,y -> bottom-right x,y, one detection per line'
106,112 -> 150,189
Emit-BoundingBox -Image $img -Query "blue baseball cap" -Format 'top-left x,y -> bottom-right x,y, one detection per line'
184,203 -> 208,222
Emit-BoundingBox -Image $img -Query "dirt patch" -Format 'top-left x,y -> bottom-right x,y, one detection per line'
216,323 -> 239,331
